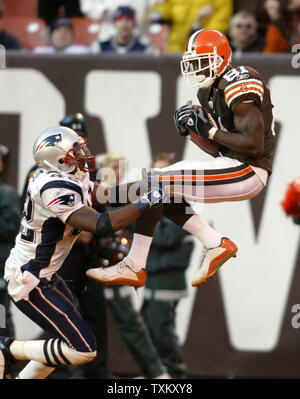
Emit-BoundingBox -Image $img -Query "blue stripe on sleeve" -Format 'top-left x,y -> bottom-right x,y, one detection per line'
40,180 -> 84,203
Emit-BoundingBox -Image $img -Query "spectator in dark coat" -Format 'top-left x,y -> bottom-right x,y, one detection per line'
91,6 -> 156,54
228,11 -> 265,55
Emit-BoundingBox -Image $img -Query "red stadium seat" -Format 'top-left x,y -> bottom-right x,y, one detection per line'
71,17 -> 101,46
2,17 -> 46,50
2,0 -> 38,18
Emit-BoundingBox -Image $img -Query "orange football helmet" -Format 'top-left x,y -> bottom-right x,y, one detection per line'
181,29 -> 232,88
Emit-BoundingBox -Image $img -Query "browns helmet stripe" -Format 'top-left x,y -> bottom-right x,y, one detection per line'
187,29 -> 207,52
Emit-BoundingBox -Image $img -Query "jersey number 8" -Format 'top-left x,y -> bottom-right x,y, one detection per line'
223,66 -> 249,82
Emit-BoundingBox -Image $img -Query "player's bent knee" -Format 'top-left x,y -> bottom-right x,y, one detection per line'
42,339 -> 97,367
62,342 -> 97,365
69,349 -> 97,365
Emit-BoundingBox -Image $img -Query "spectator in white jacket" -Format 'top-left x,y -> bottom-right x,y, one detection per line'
80,0 -> 155,40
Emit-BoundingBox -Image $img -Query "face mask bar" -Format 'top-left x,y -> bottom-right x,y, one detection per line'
180,47 -> 224,88
63,142 -> 96,172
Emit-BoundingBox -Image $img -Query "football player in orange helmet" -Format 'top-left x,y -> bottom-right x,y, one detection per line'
87,29 -> 275,289
180,29 -> 232,89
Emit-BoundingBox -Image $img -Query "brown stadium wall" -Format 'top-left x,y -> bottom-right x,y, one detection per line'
1,53 -> 300,378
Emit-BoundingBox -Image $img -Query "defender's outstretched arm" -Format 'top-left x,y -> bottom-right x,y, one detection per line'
67,204 -> 140,236
68,186 -> 165,236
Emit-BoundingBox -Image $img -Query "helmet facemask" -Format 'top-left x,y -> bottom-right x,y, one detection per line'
181,47 -> 225,89
62,141 -> 96,174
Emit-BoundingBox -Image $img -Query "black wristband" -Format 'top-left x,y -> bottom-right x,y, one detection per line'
96,212 -> 114,237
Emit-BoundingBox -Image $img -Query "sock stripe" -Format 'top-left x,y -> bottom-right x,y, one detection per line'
52,339 -> 65,365
43,340 -> 52,365
57,340 -> 71,365
50,339 -> 60,366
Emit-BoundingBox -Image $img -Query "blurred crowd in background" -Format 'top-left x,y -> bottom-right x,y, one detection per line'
0,0 -> 299,55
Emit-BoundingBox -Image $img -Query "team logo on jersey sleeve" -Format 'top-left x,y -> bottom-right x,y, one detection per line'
47,194 -> 75,208
35,134 -> 62,153
241,83 -> 248,92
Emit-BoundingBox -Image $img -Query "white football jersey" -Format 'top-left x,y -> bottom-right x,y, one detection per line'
4,168 -> 94,281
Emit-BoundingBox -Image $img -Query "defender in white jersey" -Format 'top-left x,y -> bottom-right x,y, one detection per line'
5,169 -> 94,282
0,126 -> 165,379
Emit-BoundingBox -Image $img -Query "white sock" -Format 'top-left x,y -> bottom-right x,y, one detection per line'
183,214 -> 222,249
126,233 -> 153,271
17,361 -> 55,379
10,340 -> 46,363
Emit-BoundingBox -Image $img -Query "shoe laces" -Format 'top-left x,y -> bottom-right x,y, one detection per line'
116,261 -> 127,274
104,258 -> 131,275
200,247 -> 208,266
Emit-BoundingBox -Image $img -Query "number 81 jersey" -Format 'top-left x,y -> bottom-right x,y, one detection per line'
197,65 -> 275,175
4,168 -> 94,281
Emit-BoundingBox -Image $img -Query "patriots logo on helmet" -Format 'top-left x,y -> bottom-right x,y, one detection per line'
35,134 -> 62,153
47,194 -> 75,208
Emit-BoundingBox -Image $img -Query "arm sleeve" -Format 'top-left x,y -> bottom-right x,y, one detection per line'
41,188 -> 84,223
224,78 -> 264,111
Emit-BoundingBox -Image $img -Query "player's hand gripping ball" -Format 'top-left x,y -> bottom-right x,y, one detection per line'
174,104 -> 221,156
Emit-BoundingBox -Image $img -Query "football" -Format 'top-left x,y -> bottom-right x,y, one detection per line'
188,105 -> 221,156
189,130 -> 221,156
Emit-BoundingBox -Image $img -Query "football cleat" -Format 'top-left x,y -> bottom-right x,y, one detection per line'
192,238 -> 238,287
86,257 -> 147,288
0,336 -> 16,379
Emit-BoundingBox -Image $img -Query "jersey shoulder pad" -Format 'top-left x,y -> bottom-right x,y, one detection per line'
38,172 -> 84,202
219,65 -> 264,110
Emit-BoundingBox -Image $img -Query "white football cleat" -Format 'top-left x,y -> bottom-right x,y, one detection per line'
192,237 -> 238,287
86,257 -> 147,288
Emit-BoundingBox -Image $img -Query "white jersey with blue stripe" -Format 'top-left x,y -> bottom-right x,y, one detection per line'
4,168 -> 94,281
